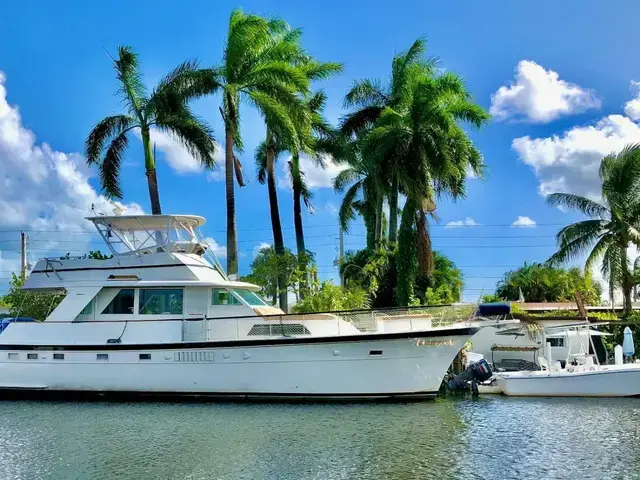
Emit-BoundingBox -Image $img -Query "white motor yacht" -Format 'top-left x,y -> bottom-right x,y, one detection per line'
0,213 -> 480,400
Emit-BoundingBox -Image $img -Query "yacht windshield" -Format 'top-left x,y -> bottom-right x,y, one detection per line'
233,289 -> 268,306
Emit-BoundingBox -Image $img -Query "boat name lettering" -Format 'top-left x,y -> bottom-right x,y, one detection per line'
415,339 -> 454,347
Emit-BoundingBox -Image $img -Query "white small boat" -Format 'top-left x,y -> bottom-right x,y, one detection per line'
495,325 -> 640,397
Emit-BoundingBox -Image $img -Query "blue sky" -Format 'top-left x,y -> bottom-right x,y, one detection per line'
2,0 -> 640,300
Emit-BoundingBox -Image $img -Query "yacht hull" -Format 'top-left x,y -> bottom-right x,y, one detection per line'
0,329 -> 475,401
496,366 -> 640,397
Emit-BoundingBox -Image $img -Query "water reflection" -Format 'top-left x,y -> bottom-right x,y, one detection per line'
0,398 -> 638,479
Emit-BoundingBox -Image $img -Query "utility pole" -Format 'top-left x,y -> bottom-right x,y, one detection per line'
339,227 -> 344,287
20,231 -> 27,277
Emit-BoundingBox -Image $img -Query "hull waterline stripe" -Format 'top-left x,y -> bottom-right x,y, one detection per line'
0,327 -> 479,351
0,389 -> 439,402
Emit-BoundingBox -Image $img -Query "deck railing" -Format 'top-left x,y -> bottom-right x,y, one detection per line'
193,304 -> 478,342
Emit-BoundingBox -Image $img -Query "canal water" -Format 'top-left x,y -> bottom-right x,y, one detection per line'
1,397 -> 639,479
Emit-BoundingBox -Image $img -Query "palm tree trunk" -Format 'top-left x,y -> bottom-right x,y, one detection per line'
389,171 -> 398,242
396,197 -> 418,306
363,183 -> 375,250
266,133 -> 287,312
141,128 -> 162,215
374,192 -> 383,243
416,206 -> 433,276
292,155 -> 308,299
621,243 -> 633,314
224,125 -> 238,277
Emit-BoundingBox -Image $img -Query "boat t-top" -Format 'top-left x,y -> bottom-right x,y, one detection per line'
0,213 -> 481,400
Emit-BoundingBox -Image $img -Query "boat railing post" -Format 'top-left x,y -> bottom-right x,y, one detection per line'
236,317 -> 239,340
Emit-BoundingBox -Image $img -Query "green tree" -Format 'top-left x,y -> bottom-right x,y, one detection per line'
340,38 -> 438,242
5,273 -> 64,321
546,144 -> 640,312
292,282 -> 369,313
495,263 -> 601,305
87,250 -> 113,260
240,246 -> 299,308
365,65 -> 488,305
86,46 -> 217,214
213,10 -> 321,277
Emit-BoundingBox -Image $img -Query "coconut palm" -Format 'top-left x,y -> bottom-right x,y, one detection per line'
340,38 -> 437,242
86,46 -> 217,214
546,144 -> 640,313
365,69 -> 488,304
213,10 -> 311,277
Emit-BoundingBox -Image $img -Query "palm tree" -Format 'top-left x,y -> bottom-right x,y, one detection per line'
365,69 -> 488,304
86,46 -> 217,214
332,142 -> 380,250
546,144 -> 640,313
256,90 -> 340,308
213,9 -> 311,277
340,38 -> 436,242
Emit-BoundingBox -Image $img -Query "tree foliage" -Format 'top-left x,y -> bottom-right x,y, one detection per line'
495,263 -> 602,305
546,143 -> 640,312
341,243 -> 463,307
292,282 -> 369,313
5,273 -> 64,321
86,46 -> 217,214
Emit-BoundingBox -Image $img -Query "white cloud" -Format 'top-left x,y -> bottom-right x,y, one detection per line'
0,71 -> 143,274
203,237 -> 226,259
143,128 -> 223,175
511,216 -> 536,227
445,217 -> 479,228
206,170 -> 224,182
490,60 -> 600,123
278,154 -> 348,190
253,242 -> 271,257
624,80 -> 640,121
325,203 -> 338,215
513,114 -> 640,202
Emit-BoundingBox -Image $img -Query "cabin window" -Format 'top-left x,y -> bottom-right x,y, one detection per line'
139,289 -> 183,315
547,338 -> 565,347
139,353 -> 151,360
101,289 -> 135,315
233,289 -> 268,306
248,324 -> 311,336
212,289 -> 241,306
27,353 -> 38,360
7,353 -> 18,360
97,354 -> 109,361
80,300 -> 93,315
53,353 -> 65,360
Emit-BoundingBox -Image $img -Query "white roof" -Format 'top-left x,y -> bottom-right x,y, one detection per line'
86,214 -> 206,230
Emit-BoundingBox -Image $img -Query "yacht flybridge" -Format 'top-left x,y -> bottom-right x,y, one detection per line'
0,213 -> 481,400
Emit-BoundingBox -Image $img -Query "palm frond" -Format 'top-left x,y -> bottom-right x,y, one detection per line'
343,79 -> 388,109
338,179 -> 364,232
113,45 -> 147,118
99,130 -> 129,199
85,115 -> 136,164
255,141 -> 268,184
155,114 -> 218,169
546,193 -> 609,218
333,167 -> 361,192
547,220 -> 606,265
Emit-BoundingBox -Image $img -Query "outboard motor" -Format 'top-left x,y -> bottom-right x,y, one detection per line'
447,359 -> 493,395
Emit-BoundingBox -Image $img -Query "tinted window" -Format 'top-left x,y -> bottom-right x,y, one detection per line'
234,289 -> 268,306
80,300 -> 93,315
548,338 -> 565,347
139,289 -> 183,315
101,289 -> 134,315
212,289 -> 241,306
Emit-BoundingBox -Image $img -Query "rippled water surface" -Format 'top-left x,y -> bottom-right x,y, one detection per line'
1,397 -> 639,479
